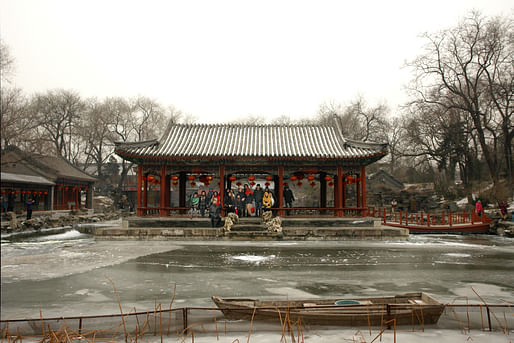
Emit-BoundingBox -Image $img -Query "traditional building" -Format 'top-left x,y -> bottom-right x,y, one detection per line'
1,147 -> 96,213
114,116 -> 388,217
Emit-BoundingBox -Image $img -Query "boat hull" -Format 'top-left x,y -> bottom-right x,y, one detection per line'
212,292 -> 445,326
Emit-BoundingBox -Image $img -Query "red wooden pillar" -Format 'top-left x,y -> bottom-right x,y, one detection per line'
342,176 -> 346,208
219,165 -> 225,216
278,166 -> 284,216
137,165 -> 143,216
62,185 -> 65,210
361,165 -> 367,215
336,166 -> 343,217
143,174 -> 148,210
356,173 -> 361,208
159,165 -> 167,216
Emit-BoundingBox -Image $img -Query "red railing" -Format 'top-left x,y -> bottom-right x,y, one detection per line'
366,206 -> 491,229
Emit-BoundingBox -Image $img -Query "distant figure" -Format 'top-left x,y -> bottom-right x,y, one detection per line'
475,200 -> 483,218
189,192 -> 199,219
26,197 -> 35,220
498,201 -> 508,220
244,184 -> 254,217
262,191 -> 273,212
199,191 -> 208,217
209,197 -> 221,227
1,195 -> 7,214
283,185 -> 295,215
391,199 -> 398,211
234,194 -> 244,216
253,184 -> 264,217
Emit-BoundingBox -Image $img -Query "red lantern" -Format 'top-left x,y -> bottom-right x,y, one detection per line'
248,176 -> 255,182
307,175 -> 315,181
148,175 -> 154,181
290,175 -> 297,181
191,182 -> 196,187
297,181 -> 303,187
204,182 -> 210,186
206,175 -> 213,181
283,182 -> 288,187
188,175 -> 195,181
310,182 -> 316,187
324,175 -> 332,182
172,181 -> 178,186
250,181 -> 256,186
265,175 -> 273,181
328,182 -> 334,187
347,176 -> 354,183
236,182 -> 242,186
1,190 -> 5,194
44,191 -> 48,195
171,175 -> 179,181
265,182 -> 270,187
229,176 -> 237,182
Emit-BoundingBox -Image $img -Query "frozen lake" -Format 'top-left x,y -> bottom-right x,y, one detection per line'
1,231 -> 513,342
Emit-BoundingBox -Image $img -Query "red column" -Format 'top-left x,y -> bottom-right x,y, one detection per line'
137,165 -> 143,216
278,166 -> 284,216
219,165 -> 225,216
356,173 -> 361,208
160,165 -> 167,216
143,174 -> 148,210
336,166 -> 343,217
361,165 -> 367,210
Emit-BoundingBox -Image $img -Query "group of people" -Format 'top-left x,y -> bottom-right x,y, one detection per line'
188,184 -> 296,226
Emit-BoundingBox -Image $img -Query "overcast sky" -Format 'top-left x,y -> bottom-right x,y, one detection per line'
1,0 -> 512,123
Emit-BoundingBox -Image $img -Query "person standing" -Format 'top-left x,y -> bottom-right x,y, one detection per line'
262,191 -> 273,212
253,184 -> 264,217
209,197 -> 221,227
189,192 -> 199,219
283,185 -> 295,215
199,191 -> 208,217
26,197 -> 35,220
244,184 -> 254,217
475,200 -> 483,218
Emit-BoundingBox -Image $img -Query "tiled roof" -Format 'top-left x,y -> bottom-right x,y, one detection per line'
115,121 -> 388,161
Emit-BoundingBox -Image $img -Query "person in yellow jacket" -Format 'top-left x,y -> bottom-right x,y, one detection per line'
262,191 -> 273,212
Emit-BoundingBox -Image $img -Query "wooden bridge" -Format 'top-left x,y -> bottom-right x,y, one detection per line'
366,207 -> 492,234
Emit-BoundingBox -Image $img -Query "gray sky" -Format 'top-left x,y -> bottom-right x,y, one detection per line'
1,0 -> 512,123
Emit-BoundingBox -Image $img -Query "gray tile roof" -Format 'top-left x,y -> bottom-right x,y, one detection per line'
115,122 -> 388,161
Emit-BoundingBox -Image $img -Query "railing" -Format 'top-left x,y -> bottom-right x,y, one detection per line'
365,207 -> 492,229
137,206 -> 368,217
1,303 -> 512,340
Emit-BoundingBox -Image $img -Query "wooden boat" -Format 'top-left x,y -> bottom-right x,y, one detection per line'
212,292 -> 445,326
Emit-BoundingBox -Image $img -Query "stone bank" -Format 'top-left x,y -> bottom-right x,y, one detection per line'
90,217 -> 409,241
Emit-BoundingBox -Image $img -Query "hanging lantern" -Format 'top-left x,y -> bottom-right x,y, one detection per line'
44,191 -> 48,195
297,181 -> 303,187
204,182 -> 210,186
283,182 -> 288,187
172,181 -> 179,186
265,182 -> 270,187
310,182 -> 316,187
191,182 -> 196,187
248,176 -> 255,182
250,181 -> 256,186
324,175 -> 332,182
328,181 -> 334,187
229,176 -> 237,182
307,175 -> 315,181
206,175 -> 213,181
347,176 -> 354,184
188,175 -> 195,181
265,175 -> 273,181
236,182 -> 242,186
171,175 -> 179,181
290,175 -> 297,181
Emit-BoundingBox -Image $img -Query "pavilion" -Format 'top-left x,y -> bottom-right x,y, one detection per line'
114,115 -> 388,217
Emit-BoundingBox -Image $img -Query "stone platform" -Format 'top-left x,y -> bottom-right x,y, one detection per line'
88,216 -> 409,241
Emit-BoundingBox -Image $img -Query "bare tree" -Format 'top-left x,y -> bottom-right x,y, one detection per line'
407,11 -> 513,199
0,40 -> 15,84
0,88 -> 36,150
32,89 -> 85,160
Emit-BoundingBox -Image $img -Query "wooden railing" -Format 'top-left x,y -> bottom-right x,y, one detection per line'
366,206 -> 491,228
